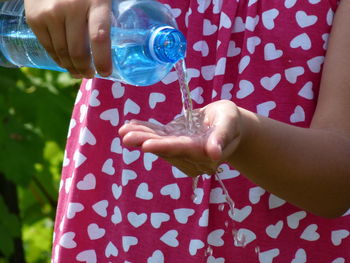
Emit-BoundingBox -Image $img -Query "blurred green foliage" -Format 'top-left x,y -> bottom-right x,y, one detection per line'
0,67 -> 80,263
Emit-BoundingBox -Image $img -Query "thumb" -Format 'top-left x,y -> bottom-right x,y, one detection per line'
205,113 -> 241,162
206,132 -> 223,161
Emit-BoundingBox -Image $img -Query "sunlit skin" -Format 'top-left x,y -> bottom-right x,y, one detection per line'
23,0 -> 113,79
119,100 -> 241,177
21,0 -> 350,218
120,1 -> 350,218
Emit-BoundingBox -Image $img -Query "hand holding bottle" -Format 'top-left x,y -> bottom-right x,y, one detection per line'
23,0 -> 112,78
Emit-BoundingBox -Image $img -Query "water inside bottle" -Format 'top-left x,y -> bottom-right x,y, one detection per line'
111,27 -> 174,86
0,17 -> 176,86
0,13 -> 61,70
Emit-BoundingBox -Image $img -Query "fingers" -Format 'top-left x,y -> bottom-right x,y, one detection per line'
28,24 -> 60,65
46,19 -> 79,75
204,100 -> 241,161
121,131 -> 162,147
25,3 -> 62,67
119,123 -> 206,159
119,122 -> 166,137
65,12 -> 94,78
142,136 -> 205,159
88,0 -> 112,77
25,0 -> 111,79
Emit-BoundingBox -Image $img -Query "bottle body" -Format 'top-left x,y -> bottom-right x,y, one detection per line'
0,0 -> 186,86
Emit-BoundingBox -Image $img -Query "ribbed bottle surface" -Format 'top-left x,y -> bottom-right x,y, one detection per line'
0,0 -> 186,86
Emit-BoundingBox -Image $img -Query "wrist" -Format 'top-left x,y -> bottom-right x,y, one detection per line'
226,107 -> 258,163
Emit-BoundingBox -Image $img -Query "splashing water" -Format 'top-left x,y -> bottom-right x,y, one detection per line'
174,59 -> 251,255
174,59 -> 194,132
174,59 -> 204,202
215,169 -> 235,217
191,176 -> 199,202
204,246 -> 213,257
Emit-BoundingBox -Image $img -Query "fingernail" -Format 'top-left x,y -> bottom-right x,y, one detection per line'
72,74 -> 83,79
85,72 -> 95,79
99,71 -> 111,77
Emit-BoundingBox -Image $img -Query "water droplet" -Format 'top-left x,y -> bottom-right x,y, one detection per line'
217,167 -> 224,173
224,220 -> 229,228
255,246 -> 260,254
205,246 -> 213,256
233,229 -> 247,247
191,193 -> 198,202
175,59 -> 194,132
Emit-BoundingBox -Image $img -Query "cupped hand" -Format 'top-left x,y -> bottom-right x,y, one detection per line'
119,100 -> 243,177
24,0 -> 112,78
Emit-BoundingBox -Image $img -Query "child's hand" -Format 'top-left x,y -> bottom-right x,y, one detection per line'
24,0 -> 112,79
119,100 -> 243,177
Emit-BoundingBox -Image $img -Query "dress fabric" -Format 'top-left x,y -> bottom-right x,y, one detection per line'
52,0 -> 350,262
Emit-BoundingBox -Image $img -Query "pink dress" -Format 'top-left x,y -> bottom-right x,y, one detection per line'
52,0 -> 350,262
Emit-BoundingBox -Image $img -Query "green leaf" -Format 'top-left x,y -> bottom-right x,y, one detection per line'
0,197 -> 19,258
0,225 -> 14,258
0,66 -> 77,263
23,218 -> 54,263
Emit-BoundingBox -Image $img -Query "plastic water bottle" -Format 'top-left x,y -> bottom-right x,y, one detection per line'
0,0 -> 187,86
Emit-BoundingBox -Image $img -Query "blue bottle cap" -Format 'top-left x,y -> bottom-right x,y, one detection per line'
149,26 -> 187,63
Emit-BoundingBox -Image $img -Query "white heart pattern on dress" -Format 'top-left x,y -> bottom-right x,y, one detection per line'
199,209 -> 209,227
111,206 -> 122,225
260,73 -> 281,91
258,248 -> 280,263
193,40 -> 209,57
290,105 -> 305,123
147,250 -> 164,263
76,250 -> 97,263
287,211 -> 307,229
122,236 -> 138,252
189,239 -> 205,256
257,101 -> 276,117
151,212 -> 170,229
174,208 -> 195,224
234,228 -> 256,247
102,158 -> 115,175
300,224 -> 320,241
136,183 -> 153,200
266,220 -> 284,239
67,203 -> 84,219
207,229 -> 225,247
59,232 -> 77,249
262,9 -> 279,30
87,223 -> 105,240
291,248 -> 307,263
296,11 -> 317,28
92,200 -> 108,217
160,230 -> 179,247
237,80 -> 255,99
160,183 -> 181,200
77,173 -> 96,191
298,81 -> 314,100
122,169 -> 137,186
111,82 -> 125,99
331,230 -> 350,246
100,108 -> 119,126
290,33 -> 311,50
105,241 -> 118,258
264,43 -> 283,61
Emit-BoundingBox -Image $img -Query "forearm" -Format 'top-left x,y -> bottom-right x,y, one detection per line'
228,108 -> 350,218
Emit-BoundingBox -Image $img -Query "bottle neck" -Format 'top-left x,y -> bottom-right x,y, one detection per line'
148,26 -> 187,64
